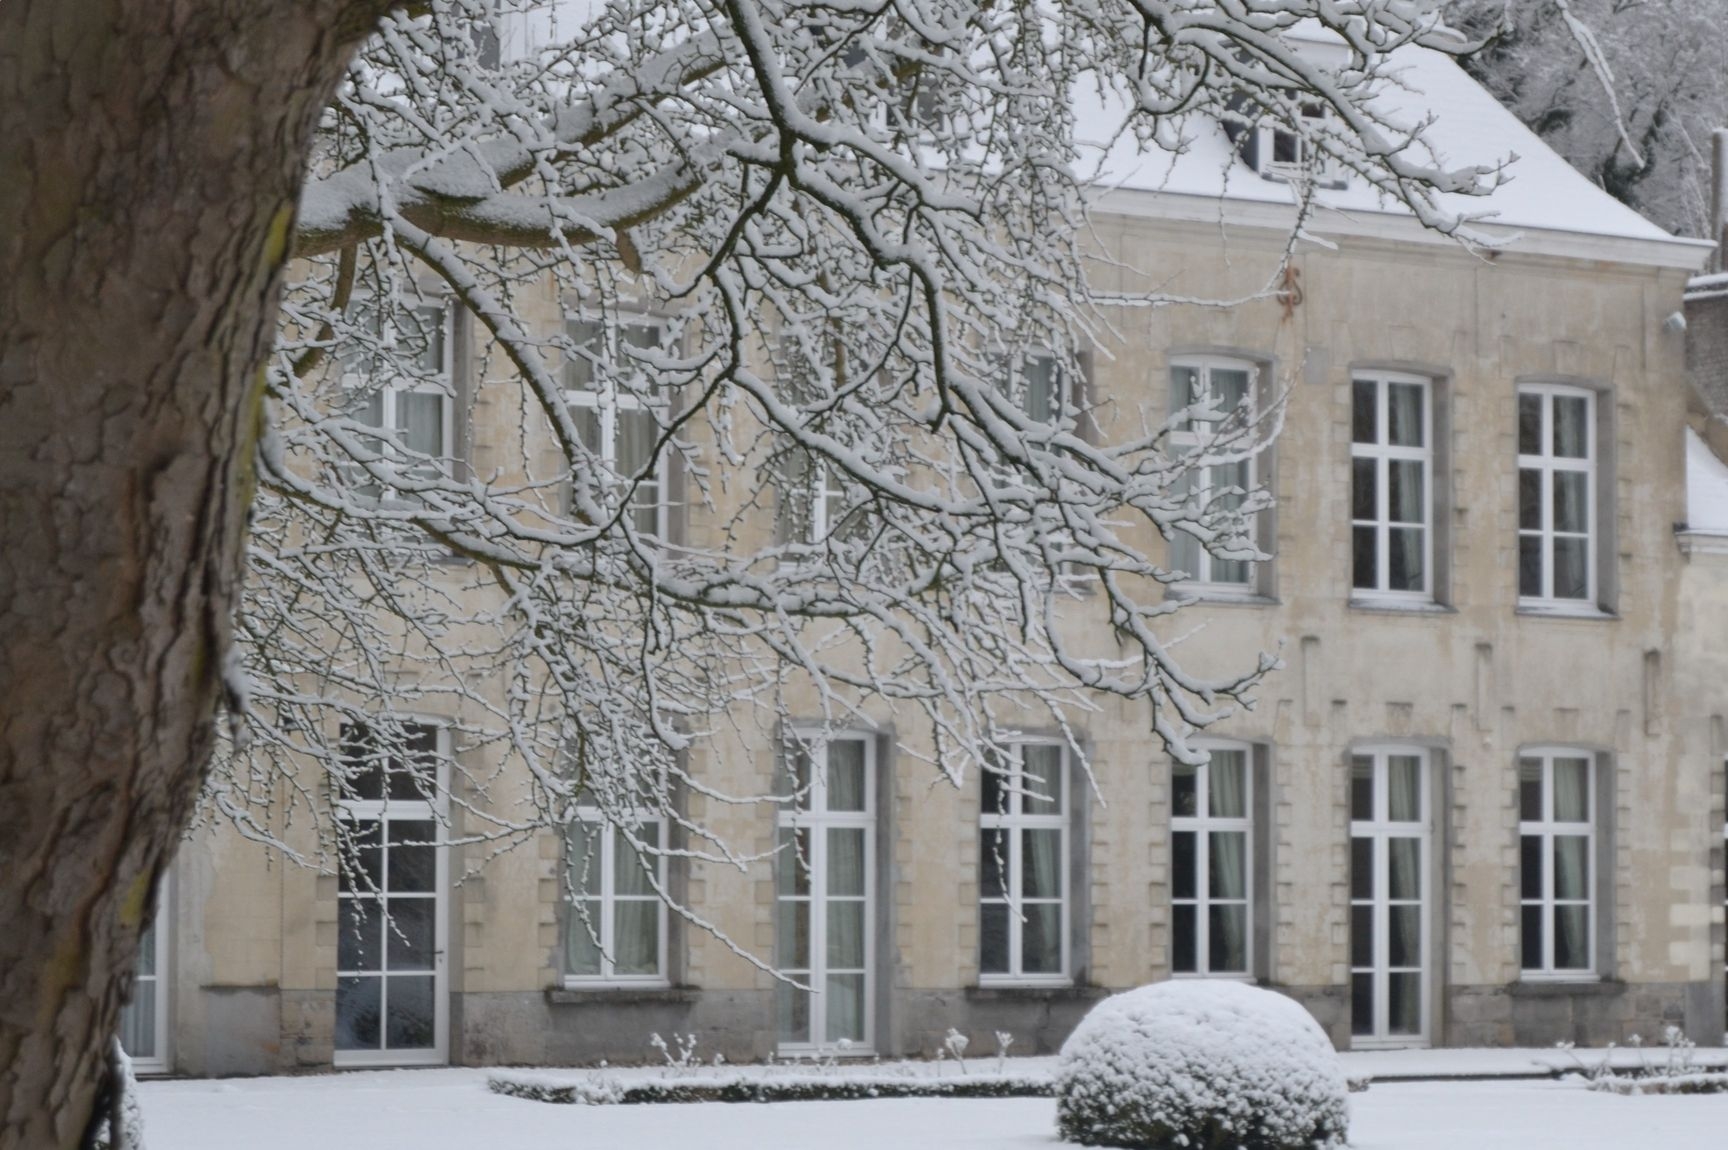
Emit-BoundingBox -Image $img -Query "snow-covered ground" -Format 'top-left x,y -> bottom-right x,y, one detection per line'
139,1065 -> 1728,1150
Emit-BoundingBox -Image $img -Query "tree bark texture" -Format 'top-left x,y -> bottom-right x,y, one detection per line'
0,3 -> 388,1146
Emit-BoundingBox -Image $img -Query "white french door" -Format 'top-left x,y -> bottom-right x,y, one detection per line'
776,734 -> 875,1052
1349,747 -> 1432,1048
334,722 -> 449,1067
119,882 -> 170,1074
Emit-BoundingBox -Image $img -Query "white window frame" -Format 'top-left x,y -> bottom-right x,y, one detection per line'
332,718 -> 451,1068
1170,740 -> 1254,979
1518,748 -> 1598,981
775,731 -> 877,1052
564,317 -> 671,541
119,878 -> 171,1075
1168,355 -> 1262,596
1350,373 -> 1434,603
562,804 -> 670,988
978,741 -> 1071,987
1349,745 -> 1433,1049
1516,384 -> 1598,610
1253,102 -> 1338,185
342,303 -> 456,501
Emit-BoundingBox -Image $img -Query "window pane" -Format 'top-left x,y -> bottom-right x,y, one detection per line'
777,900 -> 810,969
341,821 -> 384,894
1520,904 -> 1543,971
1552,395 -> 1589,458
1022,745 -> 1063,814
1021,903 -> 1062,974
827,900 -> 865,969
1352,525 -> 1379,591
1388,972 -> 1421,1035
384,897 -> 435,971
776,980 -> 810,1043
1553,836 -> 1589,901
573,404 -> 602,457
388,821 -> 437,893
1172,831 -> 1197,900
1554,905 -> 1590,970
613,901 -> 659,975
1023,357 -> 1059,422
1387,757 -> 1422,822
614,824 -> 657,897
1350,757 -> 1374,821
1388,383 -> 1424,448
778,827 -> 811,897
1208,904 -> 1248,973
1207,751 -> 1247,818
780,749 -> 814,807
1350,836 -> 1374,900
336,976 -> 381,1050
827,827 -> 866,897
1169,529 -> 1200,581
1172,763 -> 1198,818
565,320 -> 603,391
1388,837 -> 1421,901
1208,831 -> 1247,900
1352,458 -> 1378,522
1022,829 -> 1063,900
1553,758 -> 1590,821
1352,379 -> 1378,445
981,762 -> 1005,815
827,742 -> 867,811
979,903 -> 1009,975
1518,535 -> 1543,598
1210,368 -> 1250,415
1387,527 -> 1424,592
1351,973 -> 1374,1036
1169,366 -> 1201,431
1518,469 -> 1542,531
1552,470 -> 1588,535
1552,537 -> 1589,600
338,900 -> 381,972
1388,460 -> 1423,525
979,830 -> 1008,900
1210,556 -> 1252,586
1388,905 -> 1421,968
826,973 -> 867,1043
1172,904 -> 1197,973
1350,905 -> 1372,968
1518,393 -> 1542,456
1520,836 -> 1542,900
565,900 -> 602,975
1519,760 -> 1545,821
616,407 -> 656,480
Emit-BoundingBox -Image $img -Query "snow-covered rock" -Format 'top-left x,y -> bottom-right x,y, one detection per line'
1054,980 -> 1349,1149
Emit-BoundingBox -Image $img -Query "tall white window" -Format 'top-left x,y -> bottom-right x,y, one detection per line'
334,720 -> 449,1066
980,743 -> 1069,984
776,735 -> 875,1050
1170,744 -> 1252,976
342,304 -> 455,501
1519,750 -> 1597,977
564,803 -> 668,985
1350,748 -> 1431,1046
1517,385 -> 1596,606
1169,358 -> 1258,592
119,885 -> 170,1074
565,318 -> 668,539
1351,374 -> 1432,599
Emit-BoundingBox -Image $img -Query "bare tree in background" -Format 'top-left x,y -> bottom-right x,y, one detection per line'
1,2 -> 1506,1145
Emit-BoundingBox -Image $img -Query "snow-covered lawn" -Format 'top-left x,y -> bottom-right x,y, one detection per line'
140,1067 -> 1728,1150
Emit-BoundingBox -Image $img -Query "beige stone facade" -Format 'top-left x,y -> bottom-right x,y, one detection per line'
123,129 -> 1728,1077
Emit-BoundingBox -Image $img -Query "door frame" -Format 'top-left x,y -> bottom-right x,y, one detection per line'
332,720 -> 450,1068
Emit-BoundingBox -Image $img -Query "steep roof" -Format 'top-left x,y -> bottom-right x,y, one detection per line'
1077,32 -> 1710,267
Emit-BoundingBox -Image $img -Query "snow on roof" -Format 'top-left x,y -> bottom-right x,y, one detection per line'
1686,427 -> 1728,535
1075,32 -> 1686,251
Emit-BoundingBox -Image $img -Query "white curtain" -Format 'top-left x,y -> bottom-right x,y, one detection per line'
1554,758 -> 1590,823
1208,753 -> 1246,818
1388,756 -> 1422,823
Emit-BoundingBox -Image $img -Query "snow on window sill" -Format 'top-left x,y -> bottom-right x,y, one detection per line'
1348,595 -> 1453,616
1168,586 -> 1279,608
1515,601 -> 1616,621
1511,975 -> 1620,996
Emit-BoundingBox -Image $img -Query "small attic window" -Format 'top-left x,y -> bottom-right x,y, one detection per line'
1224,96 -> 1345,189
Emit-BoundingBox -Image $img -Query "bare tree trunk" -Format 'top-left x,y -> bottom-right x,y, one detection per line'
0,3 -> 388,1146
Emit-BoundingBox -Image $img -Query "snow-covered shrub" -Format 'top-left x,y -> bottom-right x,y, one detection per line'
1055,980 -> 1348,1150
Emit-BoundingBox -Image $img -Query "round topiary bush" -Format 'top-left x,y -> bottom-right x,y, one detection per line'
1054,980 -> 1349,1150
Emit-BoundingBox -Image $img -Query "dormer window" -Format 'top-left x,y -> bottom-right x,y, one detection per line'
1224,97 -> 1343,188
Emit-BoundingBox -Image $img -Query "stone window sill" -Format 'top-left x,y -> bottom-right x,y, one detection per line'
1509,978 -> 1624,998
966,984 -> 1108,1004
546,985 -> 698,1007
